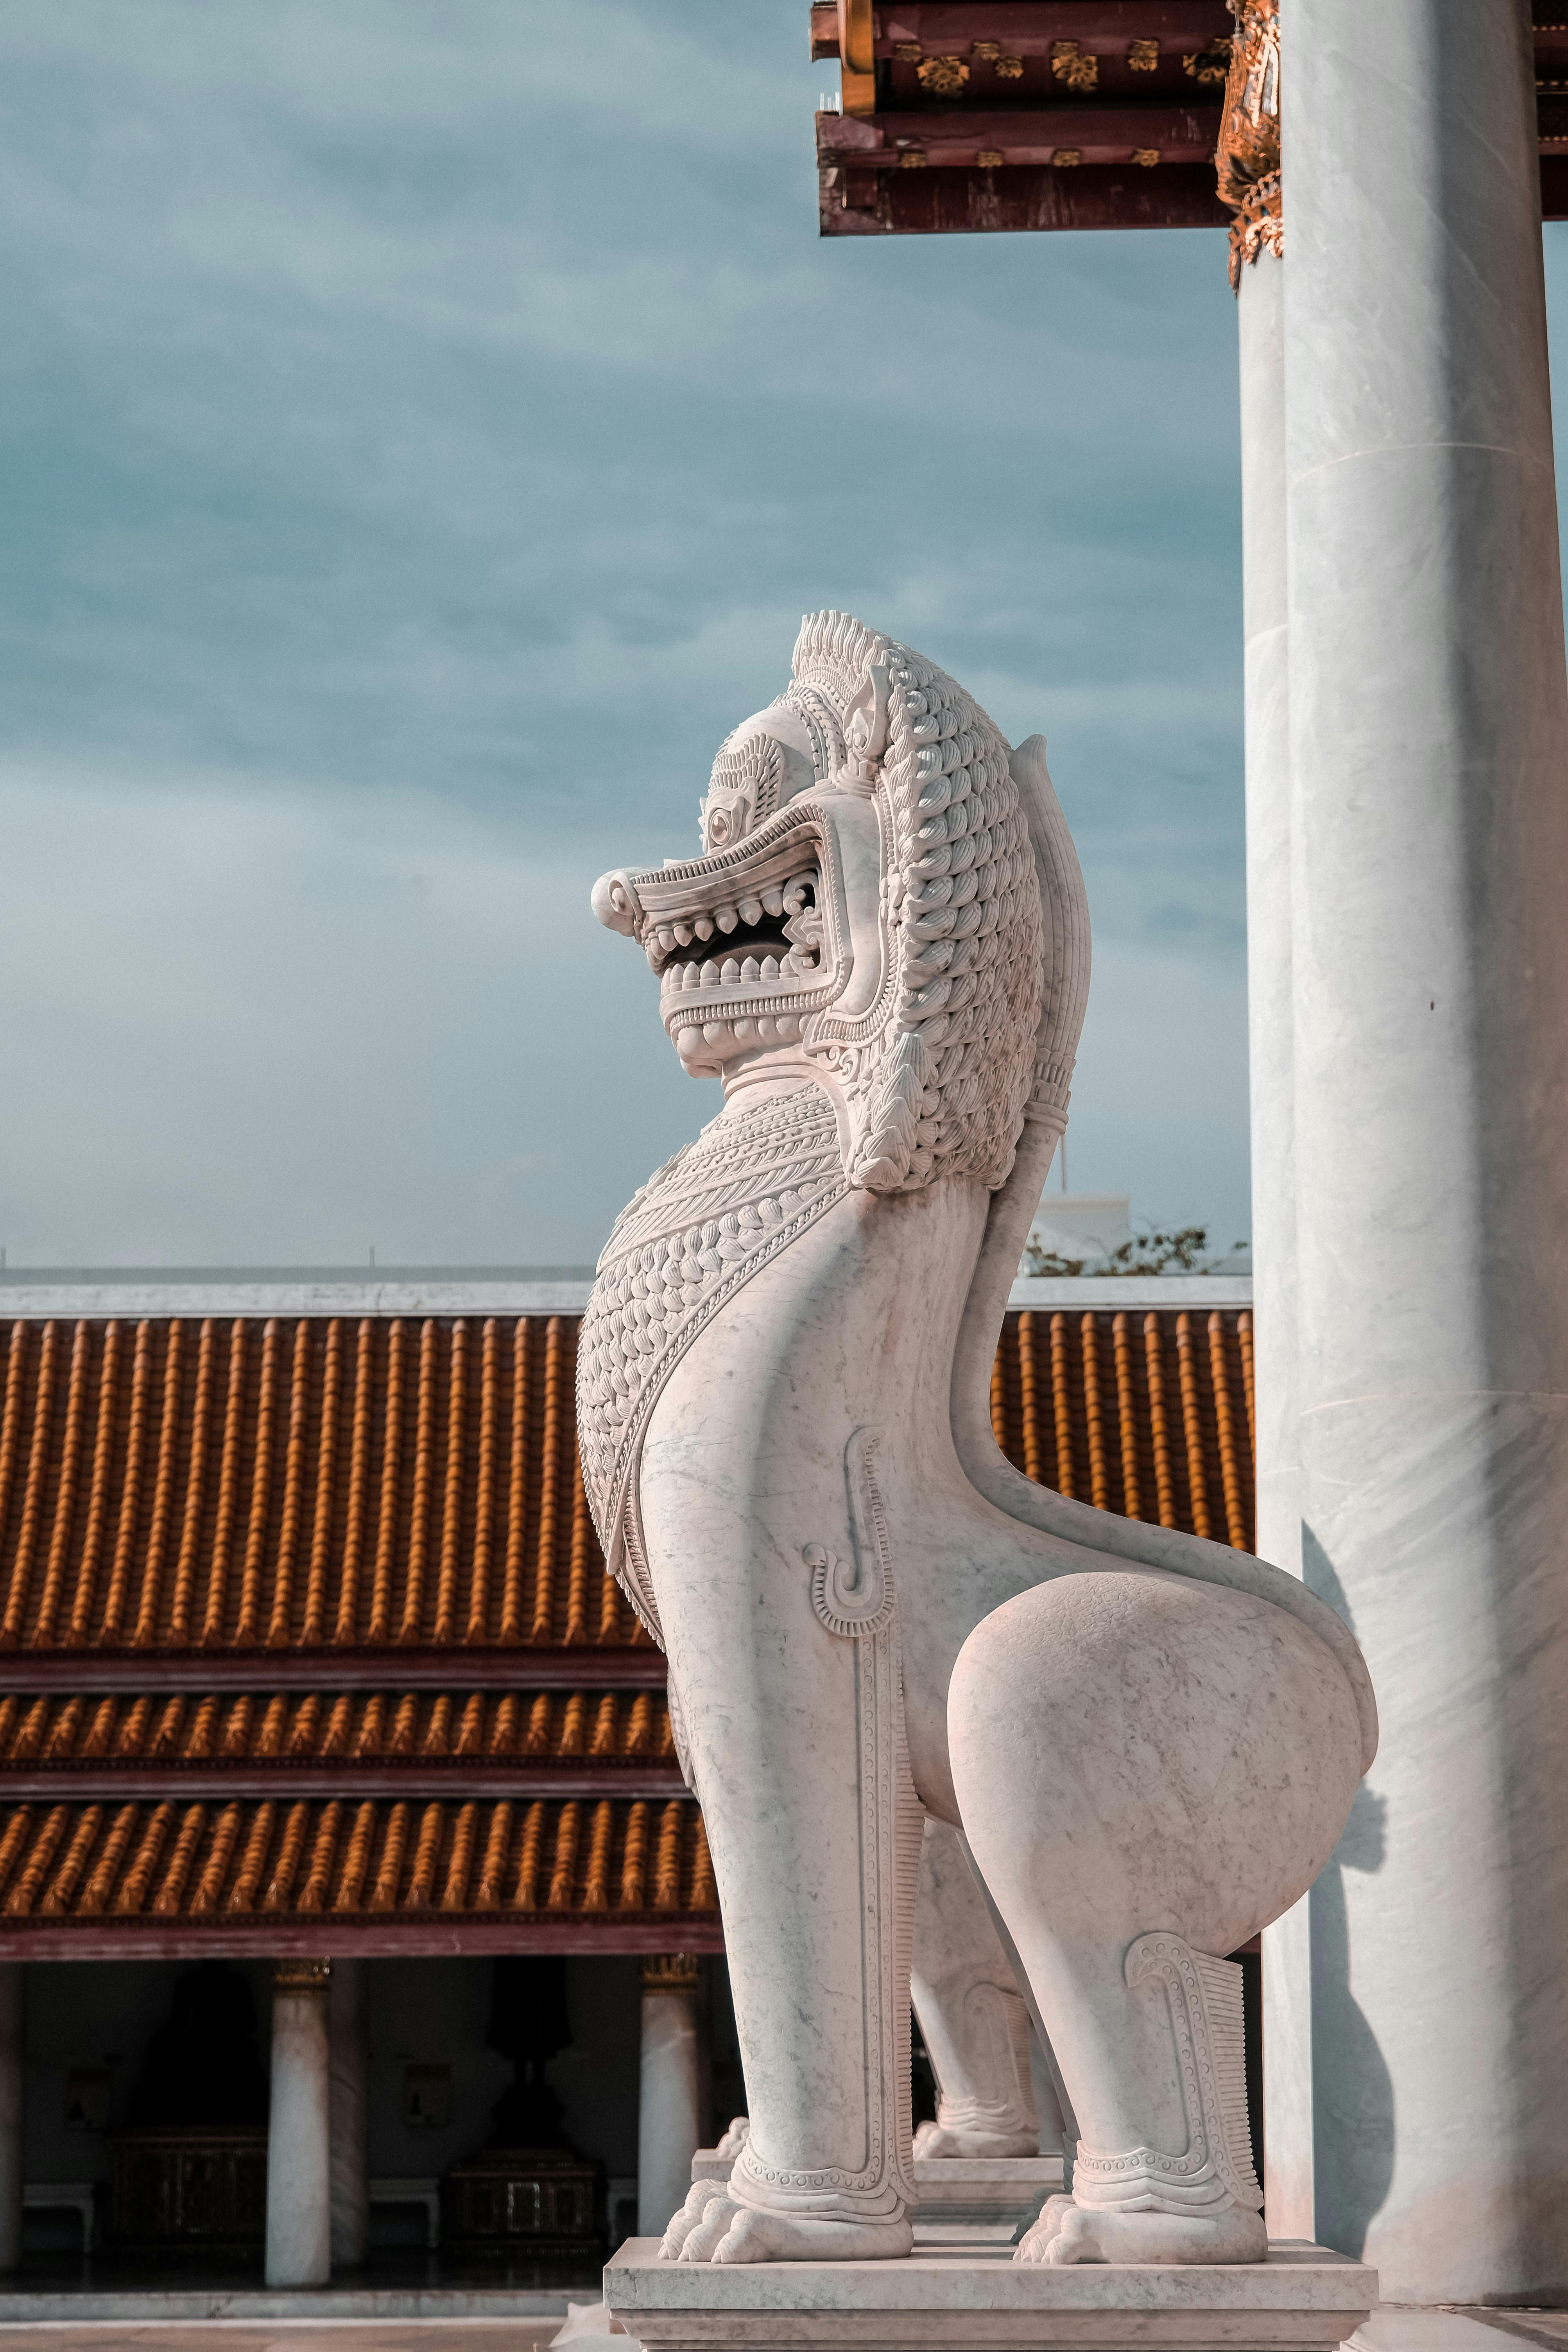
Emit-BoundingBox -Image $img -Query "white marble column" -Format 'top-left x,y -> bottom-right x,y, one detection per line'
328,1958 -> 368,2272
0,1966 -> 22,2272
1285,0 -> 1568,2301
637,1955 -> 702,2239
266,1959 -> 333,2288
1238,243 -> 1315,2246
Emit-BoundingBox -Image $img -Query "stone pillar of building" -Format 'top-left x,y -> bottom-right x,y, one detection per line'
266,1960 -> 333,2288
1286,0 -> 1568,2302
328,1958 -> 369,2272
0,1966 -> 22,2272
1238,238 -> 1315,2248
1222,4 -> 1317,2241
637,1954 -> 702,2240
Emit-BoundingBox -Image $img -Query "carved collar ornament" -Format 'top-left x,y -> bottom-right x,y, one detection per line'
581,612 -> 1052,1637
1217,0 -> 1281,290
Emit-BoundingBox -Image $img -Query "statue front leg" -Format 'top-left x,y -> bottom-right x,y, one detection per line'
639,1440 -> 922,2264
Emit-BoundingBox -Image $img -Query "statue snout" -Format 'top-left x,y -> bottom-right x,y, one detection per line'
591,868 -> 644,938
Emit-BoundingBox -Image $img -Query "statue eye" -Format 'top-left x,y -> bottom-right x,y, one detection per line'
708,808 -> 731,846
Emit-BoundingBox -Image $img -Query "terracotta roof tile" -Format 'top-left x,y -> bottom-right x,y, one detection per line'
0,1795 -> 716,1942
0,1306 -> 1255,1664
0,1687 -> 676,1770
0,1315 -> 645,1655
991,1308 -> 1254,1549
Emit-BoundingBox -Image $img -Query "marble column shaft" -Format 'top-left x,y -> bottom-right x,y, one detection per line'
638,1959 -> 703,2239
0,1967 -> 21,2273
329,1958 -> 369,2272
1285,0 -> 1568,2300
265,1961 -> 333,2288
1238,246 -> 1315,2248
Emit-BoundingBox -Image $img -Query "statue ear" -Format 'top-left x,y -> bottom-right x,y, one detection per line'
840,657 -> 891,773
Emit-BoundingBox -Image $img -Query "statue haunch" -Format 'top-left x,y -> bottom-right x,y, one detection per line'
582,613 -> 1376,2267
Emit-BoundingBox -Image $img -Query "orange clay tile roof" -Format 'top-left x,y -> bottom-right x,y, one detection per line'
0,1308 -> 1253,1663
0,1794 -> 717,1957
0,1305 -> 1250,1950
0,1687 -> 675,1768
992,1308 -> 1255,1550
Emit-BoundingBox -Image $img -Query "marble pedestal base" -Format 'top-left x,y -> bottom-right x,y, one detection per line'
605,2239 -> 1377,2352
688,2153 -> 1063,2245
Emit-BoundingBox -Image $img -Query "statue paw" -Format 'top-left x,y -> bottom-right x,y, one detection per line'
1016,2198 -> 1267,2267
708,2209 -> 914,2264
1014,2194 -> 1077,2263
659,2179 -> 730,2259
715,2116 -> 752,2158
678,2195 -> 746,2261
677,2201 -> 921,2258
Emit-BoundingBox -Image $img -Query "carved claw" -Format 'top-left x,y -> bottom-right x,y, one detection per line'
1014,2193 -> 1076,2264
706,2208 -> 915,2264
677,2194 -> 744,2261
659,2177 -> 728,2259
1015,2198 -> 1268,2267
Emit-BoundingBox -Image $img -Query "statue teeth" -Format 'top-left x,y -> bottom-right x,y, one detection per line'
694,915 -> 715,940
683,961 -> 702,990
760,955 -> 780,981
740,955 -> 761,983
656,925 -> 676,953
720,958 -> 741,985
672,921 -> 694,946
738,896 -> 763,926
774,1012 -> 799,1041
761,885 -> 785,917
715,905 -> 740,933
733,1016 -> 758,1042
700,959 -> 720,987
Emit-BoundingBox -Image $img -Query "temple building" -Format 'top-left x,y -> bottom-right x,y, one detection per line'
0,1260 -> 1251,2293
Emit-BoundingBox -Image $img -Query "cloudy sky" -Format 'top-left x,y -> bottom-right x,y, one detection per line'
2,7 -> 1563,1270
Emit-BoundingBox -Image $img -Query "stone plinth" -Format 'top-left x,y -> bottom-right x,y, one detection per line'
605,2239 -> 1377,2352
910,2155 -> 1063,2231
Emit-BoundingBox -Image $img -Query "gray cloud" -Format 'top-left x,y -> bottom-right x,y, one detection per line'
8,2 -> 1553,1264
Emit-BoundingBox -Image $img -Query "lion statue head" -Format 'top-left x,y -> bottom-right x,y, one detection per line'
593,610 -> 1062,1195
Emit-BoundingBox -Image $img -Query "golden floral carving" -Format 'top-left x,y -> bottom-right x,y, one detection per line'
1051,40 -> 1098,91
971,41 -> 1000,61
1215,0 -> 1281,289
1131,147 -> 1161,168
994,55 -> 1024,79
642,1953 -> 700,1994
898,148 -> 929,168
1128,38 -> 1160,71
916,54 -> 968,94
1184,39 -> 1232,85
976,149 -> 1005,168
892,41 -> 923,61
1052,148 -> 1084,168
274,1957 -> 331,1990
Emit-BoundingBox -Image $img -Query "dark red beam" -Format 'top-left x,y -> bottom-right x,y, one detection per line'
822,102 -> 1221,163
0,1646 -> 668,1693
0,1918 -> 724,1960
811,3 -> 1232,56
821,154 -> 1228,233
0,1764 -> 688,1801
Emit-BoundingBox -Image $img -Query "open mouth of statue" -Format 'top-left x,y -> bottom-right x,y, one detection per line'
618,805 -> 842,1060
650,865 -> 824,1050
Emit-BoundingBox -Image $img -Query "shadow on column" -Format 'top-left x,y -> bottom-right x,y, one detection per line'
1301,1529 -> 1394,2257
